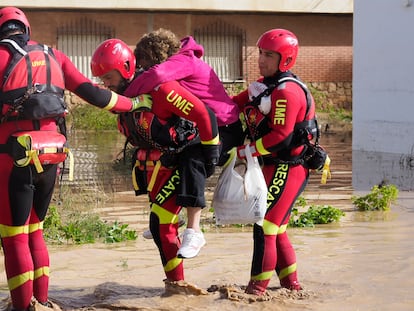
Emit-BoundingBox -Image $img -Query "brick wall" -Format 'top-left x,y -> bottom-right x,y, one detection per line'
25,10 -> 353,109
246,46 -> 353,84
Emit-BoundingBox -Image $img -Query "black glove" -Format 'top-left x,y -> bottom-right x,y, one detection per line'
202,144 -> 221,178
172,118 -> 199,148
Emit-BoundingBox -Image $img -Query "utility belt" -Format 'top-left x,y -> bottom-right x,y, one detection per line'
262,144 -> 328,170
262,143 -> 331,184
262,151 -> 305,166
132,148 -> 179,196
0,130 -> 73,180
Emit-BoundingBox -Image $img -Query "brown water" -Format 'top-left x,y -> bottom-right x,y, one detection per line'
1,127 -> 414,310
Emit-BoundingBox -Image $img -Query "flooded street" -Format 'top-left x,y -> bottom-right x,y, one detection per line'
1,127 -> 414,310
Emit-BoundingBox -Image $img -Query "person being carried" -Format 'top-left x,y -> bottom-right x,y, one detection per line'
232,28 -> 321,295
123,28 -> 245,257
91,37 -> 220,292
0,7 -> 149,311
92,28 -> 245,259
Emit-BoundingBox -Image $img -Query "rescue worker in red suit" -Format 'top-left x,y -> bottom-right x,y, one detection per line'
124,28 -> 245,258
91,38 -> 220,291
232,29 -> 317,295
0,7 -> 151,310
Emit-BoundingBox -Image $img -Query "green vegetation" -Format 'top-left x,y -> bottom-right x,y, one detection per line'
67,104 -> 118,130
288,196 -> 344,228
44,186 -> 137,244
208,195 -> 345,228
308,85 -> 352,123
351,184 -> 399,211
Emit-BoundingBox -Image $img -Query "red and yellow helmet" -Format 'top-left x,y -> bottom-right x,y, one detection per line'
0,7 -> 31,37
91,38 -> 136,79
257,28 -> 299,72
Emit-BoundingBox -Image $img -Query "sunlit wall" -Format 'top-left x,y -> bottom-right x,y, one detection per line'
353,0 -> 414,190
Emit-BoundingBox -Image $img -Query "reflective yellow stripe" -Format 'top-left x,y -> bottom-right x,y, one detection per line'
201,134 -> 220,146
16,134 -> 31,148
15,135 -> 34,167
34,266 -> 49,280
42,147 -> 59,153
277,224 -> 287,234
255,138 -> 271,156
8,271 -> 33,291
103,92 -> 118,110
28,150 -> 44,173
223,147 -> 236,167
132,165 -> 139,191
0,224 -> 29,237
29,222 -> 44,233
262,219 -> 279,235
151,203 -> 180,225
132,160 -> 160,192
131,160 -> 141,191
320,155 -> 331,184
147,161 -> 161,192
164,257 -> 182,272
278,263 -> 297,280
251,270 -> 274,282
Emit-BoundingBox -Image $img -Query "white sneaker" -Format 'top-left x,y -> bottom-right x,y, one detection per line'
142,229 -> 153,239
177,228 -> 206,259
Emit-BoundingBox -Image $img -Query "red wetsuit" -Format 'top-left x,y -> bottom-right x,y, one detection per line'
124,36 -> 245,166
0,37 -> 136,309
122,80 -> 219,281
233,72 -> 316,293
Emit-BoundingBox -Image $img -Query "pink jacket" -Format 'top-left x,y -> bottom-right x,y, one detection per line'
124,36 -> 240,127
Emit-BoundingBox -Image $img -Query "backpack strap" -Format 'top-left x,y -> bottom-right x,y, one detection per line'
278,76 -> 321,144
0,38 -> 28,82
278,76 -> 313,120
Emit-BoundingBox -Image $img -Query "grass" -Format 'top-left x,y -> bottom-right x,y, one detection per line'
66,104 -> 118,131
44,185 -> 137,244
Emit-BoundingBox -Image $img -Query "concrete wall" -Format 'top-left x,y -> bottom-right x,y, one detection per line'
352,0 -> 414,190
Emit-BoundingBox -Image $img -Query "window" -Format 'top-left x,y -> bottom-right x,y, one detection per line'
194,20 -> 246,82
57,18 -> 113,82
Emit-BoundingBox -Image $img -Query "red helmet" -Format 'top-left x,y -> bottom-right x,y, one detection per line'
0,7 -> 31,37
257,29 -> 299,72
91,38 -> 136,79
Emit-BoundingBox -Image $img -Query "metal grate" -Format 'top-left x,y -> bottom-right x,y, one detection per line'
194,20 -> 246,82
57,18 -> 114,81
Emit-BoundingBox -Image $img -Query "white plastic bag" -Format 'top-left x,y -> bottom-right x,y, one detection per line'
212,147 -> 267,225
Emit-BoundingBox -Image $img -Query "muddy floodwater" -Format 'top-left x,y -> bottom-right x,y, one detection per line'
1,126 -> 413,311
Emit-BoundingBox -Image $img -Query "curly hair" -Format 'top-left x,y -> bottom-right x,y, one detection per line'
134,28 -> 181,69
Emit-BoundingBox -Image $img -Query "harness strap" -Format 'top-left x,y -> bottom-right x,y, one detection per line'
0,39 -> 27,85
278,76 -> 313,120
245,73 -> 324,166
44,45 -> 52,89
